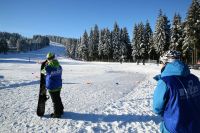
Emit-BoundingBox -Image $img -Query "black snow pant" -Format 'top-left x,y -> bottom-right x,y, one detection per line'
49,91 -> 64,115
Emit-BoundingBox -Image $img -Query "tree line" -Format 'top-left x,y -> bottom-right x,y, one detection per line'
1,0 -> 199,64
0,32 -> 50,53
66,0 -> 200,64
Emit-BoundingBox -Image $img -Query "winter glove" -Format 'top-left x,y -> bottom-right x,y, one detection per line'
153,74 -> 161,81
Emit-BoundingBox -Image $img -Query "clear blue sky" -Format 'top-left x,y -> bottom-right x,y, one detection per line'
0,0 -> 191,39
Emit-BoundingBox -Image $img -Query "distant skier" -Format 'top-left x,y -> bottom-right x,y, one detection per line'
135,54 -> 140,65
119,55 -> 124,64
41,52 -> 64,118
153,50 -> 200,133
141,53 -> 146,65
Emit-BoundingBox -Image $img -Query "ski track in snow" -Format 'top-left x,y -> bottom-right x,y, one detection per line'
0,42 -> 200,133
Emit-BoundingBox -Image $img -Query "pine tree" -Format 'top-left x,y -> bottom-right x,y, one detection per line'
88,29 -> 94,61
137,22 -> 145,51
120,27 -> 131,61
170,13 -> 183,51
144,20 -> 153,60
112,22 -> 121,61
138,22 -> 146,64
132,24 -> 140,62
0,38 -> 8,54
93,24 -> 99,60
16,38 -> 25,52
76,38 -> 82,59
119,29 -> 125,58
98,29 -> 105,60
67,39 -> 77,58
88,25 -> 99,61
132,22 -> 146,63
81,31 -> 89,61
154,10 -> 171,57
183,0 -> 200,64
182,23 -> 193,63
103,28 -> 112,61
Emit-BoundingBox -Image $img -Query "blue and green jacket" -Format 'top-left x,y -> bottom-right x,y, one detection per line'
42,60 -> 62,92
153,60 -> 200,133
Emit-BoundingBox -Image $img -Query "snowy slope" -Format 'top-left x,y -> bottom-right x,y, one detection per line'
0,43 -> 200,133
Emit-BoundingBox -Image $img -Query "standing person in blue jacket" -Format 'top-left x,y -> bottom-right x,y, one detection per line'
153,50 -> 200,133
42,52 -> 64,118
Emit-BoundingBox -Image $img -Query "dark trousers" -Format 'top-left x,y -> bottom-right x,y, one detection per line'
49,91 -> 64,115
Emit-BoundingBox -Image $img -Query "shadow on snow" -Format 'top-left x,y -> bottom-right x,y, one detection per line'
62,82 -> 81,85
0,59 -> 36,64
0,80 -> 39,89
44,112 -> 161,124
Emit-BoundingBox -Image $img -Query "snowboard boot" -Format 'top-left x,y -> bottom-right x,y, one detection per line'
50,113 -> 61,118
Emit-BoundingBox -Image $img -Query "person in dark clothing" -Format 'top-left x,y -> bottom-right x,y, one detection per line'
119,55 -> 124,64
135,54 -> 140,65
153,50 -> 200,133
42,52 -> 64,118
49,91 -> 64,118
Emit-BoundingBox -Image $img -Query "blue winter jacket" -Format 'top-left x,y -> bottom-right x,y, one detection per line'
153,60 -> 200,133
43,60 -> 62,91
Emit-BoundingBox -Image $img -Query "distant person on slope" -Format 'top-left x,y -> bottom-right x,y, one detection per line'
119,55 -> 125,64
42,52 -> 64,118
153,50 -> 200,133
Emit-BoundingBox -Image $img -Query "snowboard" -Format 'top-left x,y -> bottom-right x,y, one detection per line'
36,60 -> 49,116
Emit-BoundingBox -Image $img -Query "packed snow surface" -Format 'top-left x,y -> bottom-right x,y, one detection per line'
0,42 -> 200,133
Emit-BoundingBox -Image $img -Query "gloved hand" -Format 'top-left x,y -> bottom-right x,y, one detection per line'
153,74 -> 161,81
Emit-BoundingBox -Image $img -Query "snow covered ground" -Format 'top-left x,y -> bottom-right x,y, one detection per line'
0,43 -> 200,133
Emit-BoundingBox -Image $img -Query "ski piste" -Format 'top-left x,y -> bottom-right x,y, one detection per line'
36,60 -> 49,116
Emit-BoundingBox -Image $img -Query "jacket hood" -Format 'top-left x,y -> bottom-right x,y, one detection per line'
161,60 -> 190,77
48,59 -> 60,67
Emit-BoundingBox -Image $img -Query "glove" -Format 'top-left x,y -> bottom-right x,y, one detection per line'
153,74 -> 161,81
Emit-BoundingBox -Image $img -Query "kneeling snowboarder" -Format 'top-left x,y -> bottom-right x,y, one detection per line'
42,52 -> 64,118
